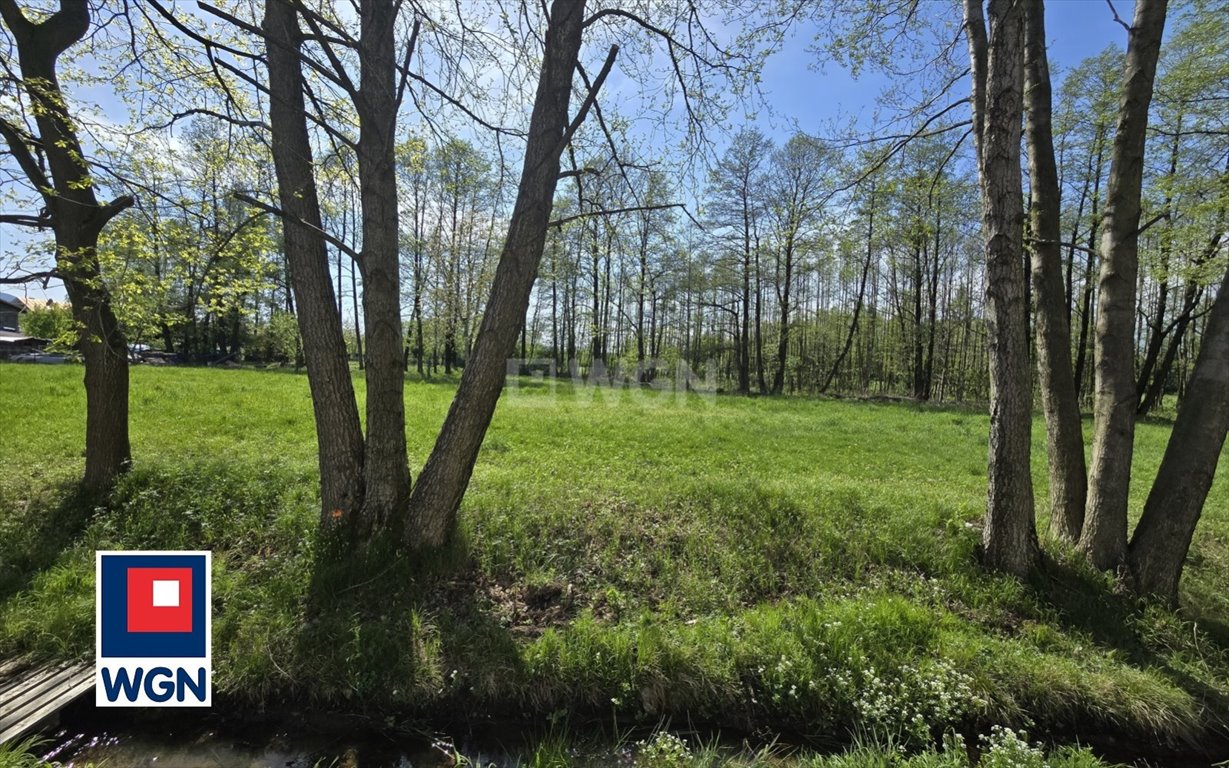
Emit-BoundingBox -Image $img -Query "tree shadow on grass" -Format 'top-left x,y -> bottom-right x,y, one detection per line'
0,482 -> 101,603
1031,553 -> 1229,741
295,530 -> 526,717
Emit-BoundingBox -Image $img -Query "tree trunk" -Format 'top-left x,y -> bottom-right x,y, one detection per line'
0,0 -> 134,492
754,241 -> 767,393
1138,232 -> 1221,415
72,236 -> 132,492
912,241 -> 926,399
414,248 -> 426,375
1127,262 -> 1229,602
263,0 -> 365,527
405,0 -> 590,548
923,203 -> 941,401
355,0 -> 410,535
350,259 -> 364,367
637,224 -> 647,367
965,0 -> 1038,578
1024,0 -> 1086,543
772,237 -> 794,395
739,232 -> 752,394
1082,0 -> 1168,570
1138,185 -> 1225,415
1073,129 -> 1106,397
1135,124 -> 1182,410
823,183 -> 876,393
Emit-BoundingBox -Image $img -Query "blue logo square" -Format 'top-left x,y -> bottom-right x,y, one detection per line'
99,553 -> 208,658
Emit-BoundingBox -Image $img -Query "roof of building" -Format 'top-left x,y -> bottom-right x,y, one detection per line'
0,292 -> 62,312
0,330 -> 49,343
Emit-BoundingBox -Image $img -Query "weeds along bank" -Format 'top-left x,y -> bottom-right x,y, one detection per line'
0,364 -> 1226,759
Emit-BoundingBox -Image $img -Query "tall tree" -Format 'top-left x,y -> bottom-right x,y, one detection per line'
406,0 -> 605,547
230,0 -> 416,542
1127,262 -> 1229,601
965,0 -> 1038,578
708,129 -> 772,395
822,176 -> 877,394
262,0 -> 365,528
0,0 -> 134,491
768,135 -> 827,395
1081,0 -> 1169,570
354,0 -> 410,534
1023,0 -> 1086,543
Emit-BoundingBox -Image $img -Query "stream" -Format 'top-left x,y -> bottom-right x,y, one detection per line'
28,699 -> 1228,767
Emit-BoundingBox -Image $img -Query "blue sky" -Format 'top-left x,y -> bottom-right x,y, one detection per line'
751,0 -> 1134,143
3,0 -> 1138,306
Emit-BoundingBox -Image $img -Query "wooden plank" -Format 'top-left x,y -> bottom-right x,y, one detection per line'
2,664 -> 84,715
1,664 -> 88,713
0,666 -> 93,745
0,665 -> 81,730
0,665 -> 59,706
0,662 -> 93,746
0,664 -> 78,712
0,657 -> 29,680
0,663 -> 92,742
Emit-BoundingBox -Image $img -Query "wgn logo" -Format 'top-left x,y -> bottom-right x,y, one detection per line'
95,551 -> 211,707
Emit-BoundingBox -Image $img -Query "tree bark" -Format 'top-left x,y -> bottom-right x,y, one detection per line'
965,0 -> 1039,578
739,216 -> 752,395
1082,0 -> 1168,570
405,0 -> 590,548
912,240 -> 927,400
772,237 -> 794,395
1023,0 -> 1087,543
262,0 -> 366,528
354,0 -> 410,535
754,241 -> 767,393
1127,261 -> 1229,602
0,0 -> 133,492
923,202 -> 941,401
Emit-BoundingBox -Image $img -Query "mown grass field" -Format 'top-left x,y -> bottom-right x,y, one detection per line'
0,363 -> 1227,766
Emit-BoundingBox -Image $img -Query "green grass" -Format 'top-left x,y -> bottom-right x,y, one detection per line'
0,363 -> 1226,763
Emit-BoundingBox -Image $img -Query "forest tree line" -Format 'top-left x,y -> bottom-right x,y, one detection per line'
16,5 -> 1221,418
1,0 -> 1226,600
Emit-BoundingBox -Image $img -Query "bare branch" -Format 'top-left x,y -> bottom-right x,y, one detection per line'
1104,0 -> 1132,31
1137,211 -> 1170,237
198,0 -> 358,98
0,116 -> 52,204
290,3 -> 359,99
233,191 -> 360,260
0,0 -> 30,36
0,269 -> 56,285
145,108 -> 269,132
0,212 -> 50,228
94,194 -> 136,231
404,71 -> 525,138
574,61 -> 640,208
557,44 -> 618,156
143,0 -> 259,61
583,8 -> 717,68
394,17 -> 421,110
550,202 -> 685,228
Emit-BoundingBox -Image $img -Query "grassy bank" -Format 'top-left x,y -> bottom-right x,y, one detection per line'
1,364 -> 1227,762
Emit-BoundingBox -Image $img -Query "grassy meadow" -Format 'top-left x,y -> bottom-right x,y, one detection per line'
1,363 -> 1227,765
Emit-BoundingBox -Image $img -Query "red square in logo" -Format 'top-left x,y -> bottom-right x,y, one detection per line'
126,567 -> 193,633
